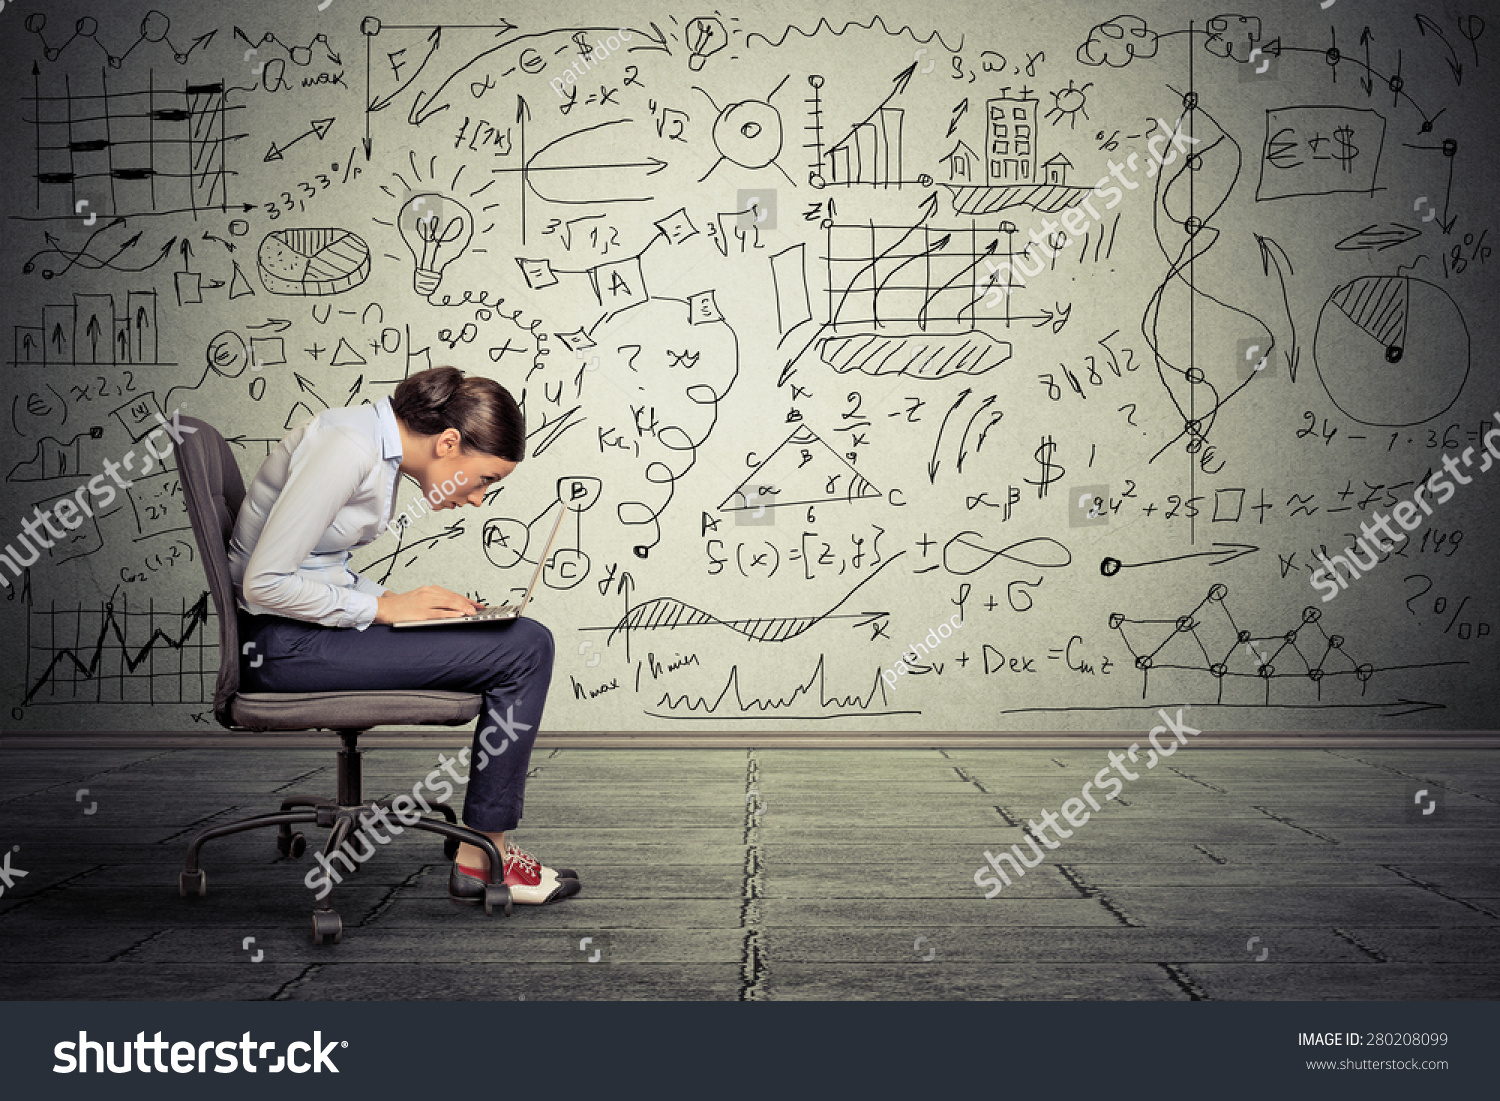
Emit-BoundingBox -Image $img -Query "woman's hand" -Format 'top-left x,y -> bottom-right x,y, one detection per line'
374,586 -> 485,624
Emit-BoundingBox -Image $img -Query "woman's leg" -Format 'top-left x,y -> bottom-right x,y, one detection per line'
240,612 -> 554,862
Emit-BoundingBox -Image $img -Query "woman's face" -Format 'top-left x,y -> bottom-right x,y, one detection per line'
423,429 -> 518,508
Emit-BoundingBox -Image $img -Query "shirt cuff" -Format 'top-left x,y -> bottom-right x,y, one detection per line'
347,591 -> 380,631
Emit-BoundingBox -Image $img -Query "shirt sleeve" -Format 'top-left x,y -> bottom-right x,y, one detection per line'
349,569 -> 388,600
241,423 -> 383,630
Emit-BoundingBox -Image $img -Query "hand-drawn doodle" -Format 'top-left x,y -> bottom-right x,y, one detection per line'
25,68 -> 248,221
27,10 -> 216,67
1313,276 -> 1469,427
720,425 -> 881,512
2,2 -> 1493,737
1108,584 -> 1463,710
256,228 -> 371,295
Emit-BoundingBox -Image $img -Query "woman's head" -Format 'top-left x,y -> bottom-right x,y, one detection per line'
391,366 -> 526,509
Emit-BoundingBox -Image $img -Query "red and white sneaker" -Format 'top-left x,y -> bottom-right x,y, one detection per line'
505,843 -> 579,882
449,846 -> 580,906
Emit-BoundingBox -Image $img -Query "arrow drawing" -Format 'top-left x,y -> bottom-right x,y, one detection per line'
1100,543 -> 1259,575
1254,233 -> 1298,381
1333,223 -> 1422,252
265,118 -> 335,162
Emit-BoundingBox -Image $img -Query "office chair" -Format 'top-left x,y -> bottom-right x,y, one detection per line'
174,416 -> 511,943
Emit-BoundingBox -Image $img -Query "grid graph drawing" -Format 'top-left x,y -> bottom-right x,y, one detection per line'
17,591 -> 218,712
27,69 -> 248,220
823,220 -> 1029,332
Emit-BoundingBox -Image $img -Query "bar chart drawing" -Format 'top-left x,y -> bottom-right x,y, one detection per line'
825,107 -> 906,188
10,290 -> 172,367
24,69 -> 248,221
810,64 -> 932,190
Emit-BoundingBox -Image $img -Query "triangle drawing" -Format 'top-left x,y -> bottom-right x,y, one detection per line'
228,261 -> 256,299
719,424 -> 881,511
330,337 -> 367,366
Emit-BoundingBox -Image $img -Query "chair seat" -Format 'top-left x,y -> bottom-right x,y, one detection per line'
230,690 -> 483,732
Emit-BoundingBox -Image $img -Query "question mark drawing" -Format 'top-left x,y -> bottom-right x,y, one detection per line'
1244,345 -> 1267,372
75,788 -> 97,815
242,936 -> 264,963
913,936 -> 936,961
1246,936 -> 1269,961
578,936 -> 602,963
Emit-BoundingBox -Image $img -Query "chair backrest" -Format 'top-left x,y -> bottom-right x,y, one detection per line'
175,416 -> 248,728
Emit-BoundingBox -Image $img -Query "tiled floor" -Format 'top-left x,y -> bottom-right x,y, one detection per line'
1,747 -> 1497,999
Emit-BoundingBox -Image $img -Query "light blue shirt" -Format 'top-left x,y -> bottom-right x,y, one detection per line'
229,397 -> 401,630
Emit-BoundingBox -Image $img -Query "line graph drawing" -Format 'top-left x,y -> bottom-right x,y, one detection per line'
27,10 -> 217,67
643,653 -> 921,721
15,591 -> 217,716
1109,583 -> 1463,710
596,551 -> 904,658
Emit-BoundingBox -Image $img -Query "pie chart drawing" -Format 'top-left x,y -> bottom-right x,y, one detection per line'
1313,276 -> 1469,427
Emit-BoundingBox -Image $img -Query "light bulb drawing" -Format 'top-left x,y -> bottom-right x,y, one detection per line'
398,192 -> 473,298
685,16 -> 727,72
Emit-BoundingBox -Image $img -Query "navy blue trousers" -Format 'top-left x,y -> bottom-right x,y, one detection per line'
238,612 -> 555,833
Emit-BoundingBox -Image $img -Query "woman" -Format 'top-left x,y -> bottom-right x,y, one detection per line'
229,365 -> 579,906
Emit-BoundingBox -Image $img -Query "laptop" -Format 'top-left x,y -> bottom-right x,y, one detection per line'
392,506 -> 566,628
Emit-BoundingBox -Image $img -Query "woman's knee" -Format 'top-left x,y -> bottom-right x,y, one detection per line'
510,616 -> 554,671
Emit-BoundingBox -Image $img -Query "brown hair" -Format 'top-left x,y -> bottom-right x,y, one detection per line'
391,366 -> 526,462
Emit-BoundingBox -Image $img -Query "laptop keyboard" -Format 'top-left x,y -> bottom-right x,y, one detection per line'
462,606 -> 518,621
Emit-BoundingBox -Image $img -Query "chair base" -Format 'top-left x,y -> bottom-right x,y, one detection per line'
177,729 -> 512,940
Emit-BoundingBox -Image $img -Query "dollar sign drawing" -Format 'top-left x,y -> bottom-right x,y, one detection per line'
1025,435 -> 1065,499
1332,126 -> 1358,172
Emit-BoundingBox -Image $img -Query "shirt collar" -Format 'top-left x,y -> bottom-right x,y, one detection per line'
374,396 -> 402,462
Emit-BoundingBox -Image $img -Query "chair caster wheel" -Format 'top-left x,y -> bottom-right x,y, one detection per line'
278,831 -> 307,858
179,869 -> 206,898
311,909 -> 342,946
484,883 -> 512,917
443,837 -> 460,860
